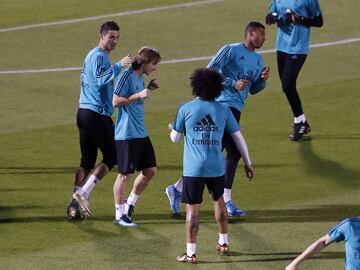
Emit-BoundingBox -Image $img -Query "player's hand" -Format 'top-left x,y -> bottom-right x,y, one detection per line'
244,165 -> 255,181
120,54 -> 131,67
292,13 -> 298,23
147,79 -> 160,90
234,79 -> 249,91
265,13 -> 278,25
282,10 -> 293,25
261,66 -> 270,80
138,88 -> 152,99
291,13 -> 307,26
168,122 -> 174,130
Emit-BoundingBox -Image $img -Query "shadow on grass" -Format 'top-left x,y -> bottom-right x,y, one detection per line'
312,134 -> 360,141
0,205 -> 45,211
198,251 -> 344,264
252,163 -> 299,169
298,140 -> 360,186
0,166 -> 76,175
0,165 -> 182,174
0,188 -> 37,192
245,204 -> 360,223
1,204 -> 359,224
157,165 -> 183,171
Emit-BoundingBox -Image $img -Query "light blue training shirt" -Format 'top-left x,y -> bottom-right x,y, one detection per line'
328,217 -> 360,270
173,99 -> 240,177
269,0 -> 322,54
79,47 -> 122,116
113,67 -> 148,140
207,42 -> 266,112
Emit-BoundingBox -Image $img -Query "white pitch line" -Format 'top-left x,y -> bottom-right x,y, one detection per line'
0,37 -> 359,75
0,0 -> 224,33
309,37 -> 360,48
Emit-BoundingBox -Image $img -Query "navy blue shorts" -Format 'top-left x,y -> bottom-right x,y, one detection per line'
77,108 -> 116,171
182,175 -> 225,204
116,137 -> 157,174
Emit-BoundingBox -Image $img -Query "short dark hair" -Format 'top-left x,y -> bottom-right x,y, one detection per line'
132,46 -> 161,70
244,21 -> 265,38
100,21 -> 120,34
190,68 -> 224,100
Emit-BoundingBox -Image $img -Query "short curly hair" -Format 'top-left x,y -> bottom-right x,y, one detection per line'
190,68 -> 224,100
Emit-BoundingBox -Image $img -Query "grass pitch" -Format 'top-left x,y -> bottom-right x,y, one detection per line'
0,0 -> 360,269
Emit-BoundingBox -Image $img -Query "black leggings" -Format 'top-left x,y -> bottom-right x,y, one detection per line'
277,51 -> 307,118
222,107 -> 241,189
77,108 -> 116,172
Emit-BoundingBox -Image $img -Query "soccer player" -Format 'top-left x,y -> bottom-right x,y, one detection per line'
67,21 -> 131,221
265,0 -> 323,141
172,68 -> 254,263
112,46 -> 161,227
166,21 -> 269,217
285,217 -> 360,269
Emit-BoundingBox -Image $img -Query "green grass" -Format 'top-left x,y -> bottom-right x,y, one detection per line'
1,0 -> 360,269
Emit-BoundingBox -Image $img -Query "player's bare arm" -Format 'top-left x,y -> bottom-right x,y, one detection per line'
285,234 -> 333,270
112,89 -> 152,107
230,131 -> 255,180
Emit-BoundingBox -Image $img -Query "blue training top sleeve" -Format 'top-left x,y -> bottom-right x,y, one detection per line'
207,45 -> 236,89
249,79 -> 266,95
269,0 -> 277,13
328,218 -> 349,243
309,0 -> 322,17
92,53 -> 121,87
249,56 -> 266,95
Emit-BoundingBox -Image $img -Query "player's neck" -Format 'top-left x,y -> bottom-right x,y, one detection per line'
134,68 -> 143,77
98,42 -> 110,54
243,42 -> 255,52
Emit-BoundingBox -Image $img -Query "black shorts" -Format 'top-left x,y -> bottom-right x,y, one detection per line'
116,137 -> 157,174
182,175 -> 225,204
77,108 -> 116,171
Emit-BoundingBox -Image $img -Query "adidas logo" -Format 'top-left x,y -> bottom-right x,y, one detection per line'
193,114 -> 218,132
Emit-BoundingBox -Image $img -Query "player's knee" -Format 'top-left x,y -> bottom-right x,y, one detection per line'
143,167 -> 157,178
118,173 -> 131,182
281,79 -> 296,94
186,213 -> 200,227
216,210 -> 228,223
